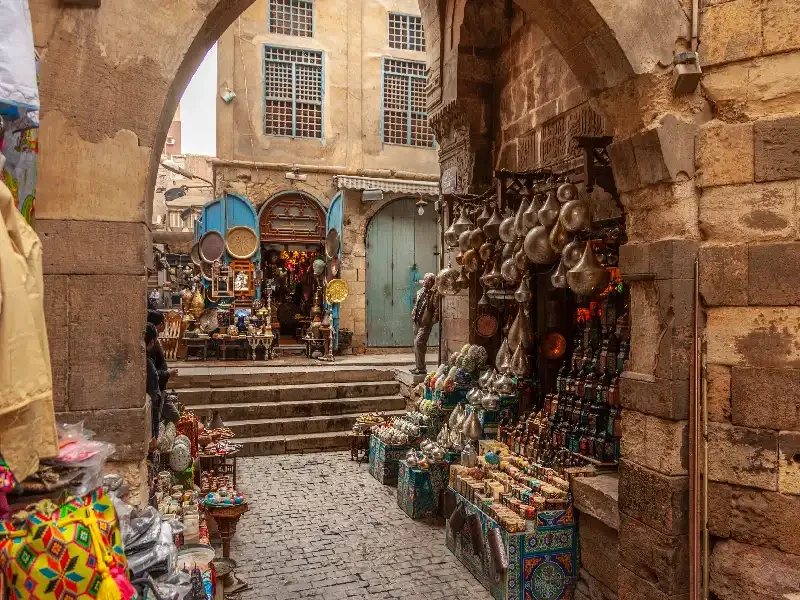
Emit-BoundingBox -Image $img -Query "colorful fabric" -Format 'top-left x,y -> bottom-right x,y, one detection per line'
2,124 -> 38,224
0,488 -> 129,599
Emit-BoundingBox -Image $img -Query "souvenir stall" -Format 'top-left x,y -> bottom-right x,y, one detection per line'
426,144 -> 627,598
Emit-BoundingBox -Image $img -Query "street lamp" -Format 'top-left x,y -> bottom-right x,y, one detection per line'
160,159 -> 213,186
416,198 -> 428,216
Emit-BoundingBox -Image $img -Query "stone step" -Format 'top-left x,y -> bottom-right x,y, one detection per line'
175,380 -> 400,406
225,410 -> 405,438
170,366 -> 397,389
184,394 -> 405,421
236,431 -> 354,456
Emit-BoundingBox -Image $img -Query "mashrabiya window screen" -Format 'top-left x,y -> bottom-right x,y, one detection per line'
269,0 -> 313,37
263,46 -> 323,138
388,13 -> 425,51
382,58 -> 433,147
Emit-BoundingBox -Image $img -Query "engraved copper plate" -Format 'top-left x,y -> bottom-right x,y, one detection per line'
475,314 -> 498,338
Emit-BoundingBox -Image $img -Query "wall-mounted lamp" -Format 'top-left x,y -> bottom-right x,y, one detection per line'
416,198 -> 428,216
220,87 -> 237,103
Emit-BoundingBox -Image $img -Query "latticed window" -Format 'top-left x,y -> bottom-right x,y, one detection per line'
269,0 -> 313,37
388,13 -> 425,51
382,58 -> 433,147
263,46 -> 323,138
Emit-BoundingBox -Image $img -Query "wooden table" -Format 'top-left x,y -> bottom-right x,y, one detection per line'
246,334 -> 275,360
217,337 -> 249,360
184,336 -> 210,360
205,503 -> 248,559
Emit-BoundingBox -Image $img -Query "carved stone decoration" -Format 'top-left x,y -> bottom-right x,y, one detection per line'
431,100 -> 476,195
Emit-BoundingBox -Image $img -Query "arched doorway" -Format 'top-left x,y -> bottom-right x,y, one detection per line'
258,191 -> 327,340
366,197 -> 439,347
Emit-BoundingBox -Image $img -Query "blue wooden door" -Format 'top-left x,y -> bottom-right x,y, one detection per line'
366,198 -> 439,347
326,193 -> 343,344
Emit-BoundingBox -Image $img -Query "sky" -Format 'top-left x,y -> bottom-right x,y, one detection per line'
180,44 -> 217,156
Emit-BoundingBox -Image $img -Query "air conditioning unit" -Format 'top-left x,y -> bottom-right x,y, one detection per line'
166,137 -> 176,146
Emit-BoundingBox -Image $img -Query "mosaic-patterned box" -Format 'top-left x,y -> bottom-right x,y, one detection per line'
397,460 -> 450,519
368,435 -> 409,486
445,489 -> 577,600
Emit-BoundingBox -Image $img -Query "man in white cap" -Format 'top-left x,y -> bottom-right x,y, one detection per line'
410,273 -> 440,374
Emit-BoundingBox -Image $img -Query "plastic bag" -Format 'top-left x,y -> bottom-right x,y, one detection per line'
124,507 -> 162,553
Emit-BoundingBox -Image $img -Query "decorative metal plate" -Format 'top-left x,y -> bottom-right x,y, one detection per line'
190,242 -> 202,265
475,313 -> 499,338
325,228 -> 340,259
325,278 -> 349,304
226,226 -> 258,259
200,261 -> 213,281
199,230 -> 225,263
326,256 -> 340,279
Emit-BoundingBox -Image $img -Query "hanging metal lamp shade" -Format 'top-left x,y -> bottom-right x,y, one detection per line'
452,210 -> 473,237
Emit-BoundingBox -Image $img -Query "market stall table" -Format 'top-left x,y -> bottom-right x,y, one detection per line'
185,336 -> 210,361
205,503 -> 248,559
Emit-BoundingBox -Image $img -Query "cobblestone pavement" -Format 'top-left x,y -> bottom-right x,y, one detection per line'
227,453 -> 492,600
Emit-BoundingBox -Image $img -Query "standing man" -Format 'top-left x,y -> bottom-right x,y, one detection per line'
410,273 -> 440,375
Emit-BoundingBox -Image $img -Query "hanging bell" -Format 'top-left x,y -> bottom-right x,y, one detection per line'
562,239 -> 585,269
566,243 -> 611,296
514,197 -> 530,239
444,219 -> 460,248
557,181 -> 579,203
560,197 -> 591,232
551,258 -> 568,288
510,342 -> 530,378
479,241 -> 495,262
499,211 -> 517,243
476,204 -> 492,229
538,190 -> 560,227
549,217 -> 572,254
514,276 -> 532,304
495,338 -> 510,371
501,258 -> 520,285
452,210 -> 473,236
483,206 -> 503,241
523,226 -> 557,264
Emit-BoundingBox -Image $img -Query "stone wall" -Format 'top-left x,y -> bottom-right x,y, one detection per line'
696,1 -> 800,596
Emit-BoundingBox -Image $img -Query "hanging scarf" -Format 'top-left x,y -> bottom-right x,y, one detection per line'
412,273 -> 436,324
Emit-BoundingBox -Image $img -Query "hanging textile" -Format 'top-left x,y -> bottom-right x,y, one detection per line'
0,180 -> 57,481
0,0 -> 39,124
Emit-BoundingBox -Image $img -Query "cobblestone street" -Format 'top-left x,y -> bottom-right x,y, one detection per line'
227,453 -> 492,600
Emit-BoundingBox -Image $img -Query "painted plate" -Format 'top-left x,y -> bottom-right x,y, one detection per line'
199,230 -> 225,263
226,226 -> 258,260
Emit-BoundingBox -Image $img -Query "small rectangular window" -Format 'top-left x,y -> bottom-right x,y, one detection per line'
388,13 -> 425,52
269,0 -> 313,37
382,58 -> 433,147
264,46 -> 324,139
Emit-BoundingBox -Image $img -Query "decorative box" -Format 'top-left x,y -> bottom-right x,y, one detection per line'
445,488 -> 577,600
397,460 -> 450,519
368,435 -> 410,485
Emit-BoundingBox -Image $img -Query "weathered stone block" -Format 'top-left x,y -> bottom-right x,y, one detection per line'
38,219 -> 149,275
749,242 -> 800,305
618,515 -> 689,595
749,52 -> 800,118
576,568 -> 616,600
700,0 -> 763,66
706,306 -> 800,367
696,120 -> 754,187
618,566 -> 688,600
763,0 -> 800,53
620,410 -> 688,476
707,422 -> 778,490
579,514 -> 619,592
707,364 -> 732,423
57,406 -> 150,462
620,373 -> 689,420
698,245 -> 748,306
619,242 -> 649,276
755,116 -> 800,182
701,62 -> 749,110
731,367 -> 800,430
649,239 -> 699,280
623,181 -> 700,243
44,274 -> 69,412
708,481 -> 800,555
655,330 -> 692,382
699,181 -> 796,242
572,473 -> 620,531
67,275 -> 147,411
619,460 -> 688,536
710,539 -> 800,600
779,431 -> 800,495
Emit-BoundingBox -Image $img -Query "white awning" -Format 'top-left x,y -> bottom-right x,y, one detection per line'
334,175 -> 440,197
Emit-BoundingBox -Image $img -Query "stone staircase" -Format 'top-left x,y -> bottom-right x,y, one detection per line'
171,365 -> 405,456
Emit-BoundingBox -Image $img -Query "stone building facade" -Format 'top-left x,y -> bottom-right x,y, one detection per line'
213,0 -> 440,349
25,0 -> 800,596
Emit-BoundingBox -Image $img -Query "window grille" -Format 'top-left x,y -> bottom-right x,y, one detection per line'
269,0 -> 313,37
264,46 -> 323,138
388,13 -> 425,51
382,58 -> 433,147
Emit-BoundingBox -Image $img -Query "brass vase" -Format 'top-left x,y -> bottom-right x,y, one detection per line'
190,290 -> 206,319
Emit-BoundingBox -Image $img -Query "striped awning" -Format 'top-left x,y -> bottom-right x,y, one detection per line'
333,175 -> 440,197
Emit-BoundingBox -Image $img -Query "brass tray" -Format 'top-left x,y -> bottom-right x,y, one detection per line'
190,242 -> 202,265
325,278 -> 349,304
226,226 -> 258,260
200,261 -> 213,281
199,230 -> 225,263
